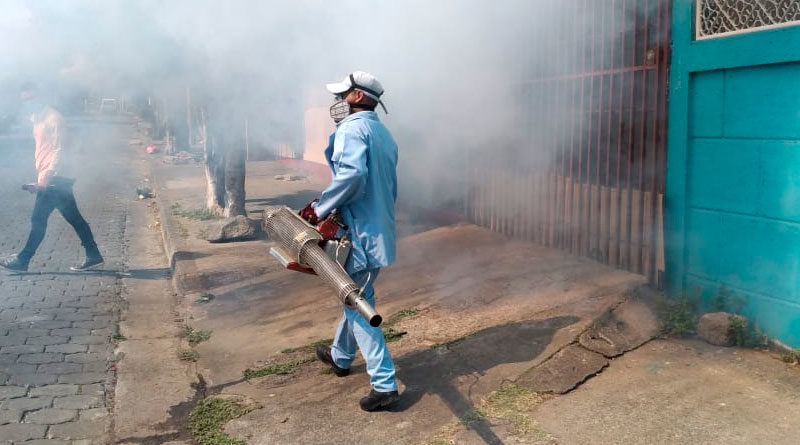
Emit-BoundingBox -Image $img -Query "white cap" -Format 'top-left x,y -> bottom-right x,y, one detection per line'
326,71 -> 388,113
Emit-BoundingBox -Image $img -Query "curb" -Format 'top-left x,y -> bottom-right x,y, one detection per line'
145,159 -> 187,295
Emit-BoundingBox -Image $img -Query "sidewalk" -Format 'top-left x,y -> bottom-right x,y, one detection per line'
139,151 -> 800,445
143,152 -> 649,443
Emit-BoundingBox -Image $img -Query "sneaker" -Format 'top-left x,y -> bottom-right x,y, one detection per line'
70,256 -> 104,272
0,254 -> 29,272
316,345 -> 350,377
359,389 -> 400,412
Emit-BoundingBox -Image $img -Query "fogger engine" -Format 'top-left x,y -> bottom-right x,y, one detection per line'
261,205 -> 383,327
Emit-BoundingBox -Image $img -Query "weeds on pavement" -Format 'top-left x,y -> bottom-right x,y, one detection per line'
243,356 -> 315,379
195,293 -> 215,304
181,325 -> 212,345
171,203 -> 219,221
188,397 -> 253,445
422,383 -> 555,444
782,349 -> 800,364
178,350 -> 200,362
281,338 -> 333,354
659,294 -> 698,337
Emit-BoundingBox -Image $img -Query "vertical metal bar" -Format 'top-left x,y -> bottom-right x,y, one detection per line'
646,0 -> 662,283
543,0 -> 554,247
549,1 -> 562,248
624,0 -> 639,271
604,0 -> 617,265
553,5 -> 564,249
525,86 -> 535,242
636,0 -> 651,275
535,10 -> 548,246
614,0 -> 627,268
566,1 -> 578,253
584,0 -> 596,257
650,2 -> 669,285
575,0 -> 588,255
594,0 -> 607,263
660,1 -> 672,285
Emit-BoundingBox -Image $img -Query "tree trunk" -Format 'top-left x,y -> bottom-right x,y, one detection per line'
202,116 -> 225,214
224,139 -> 247,217
186,87 -> 192,149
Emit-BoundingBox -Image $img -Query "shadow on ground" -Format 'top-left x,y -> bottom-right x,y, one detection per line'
390,316 -> 579,444
246,190 -> 320,213
117,316 -> 578,445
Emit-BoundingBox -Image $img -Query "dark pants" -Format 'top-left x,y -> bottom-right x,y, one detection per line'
19,179 -> 100,264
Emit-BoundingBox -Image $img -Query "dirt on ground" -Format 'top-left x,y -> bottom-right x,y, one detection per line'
122,155 -> 800,445
533,339 -> 800,445
141,157 -> 651,444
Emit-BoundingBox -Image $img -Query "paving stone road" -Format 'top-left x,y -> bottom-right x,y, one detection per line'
0,120 -> 136,444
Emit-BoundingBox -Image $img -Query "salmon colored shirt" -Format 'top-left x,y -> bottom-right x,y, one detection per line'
32,107 -> 66,187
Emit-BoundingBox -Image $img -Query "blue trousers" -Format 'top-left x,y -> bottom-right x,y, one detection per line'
20,181 -> 100,263
330,267 -> 398,392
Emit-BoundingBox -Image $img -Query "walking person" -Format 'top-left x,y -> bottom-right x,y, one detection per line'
300,71 -> 400,411
0,83 -> 103,272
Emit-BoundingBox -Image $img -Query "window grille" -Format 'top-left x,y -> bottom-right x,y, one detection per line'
697,0 -> 800,40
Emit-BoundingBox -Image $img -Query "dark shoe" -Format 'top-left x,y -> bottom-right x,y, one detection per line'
359,389 -> 399,412
70,256 -> 104,272
0,255 -> 29,272
316,345 -> 350,377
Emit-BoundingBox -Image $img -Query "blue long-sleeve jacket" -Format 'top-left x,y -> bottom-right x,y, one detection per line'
313,111 -> 398,272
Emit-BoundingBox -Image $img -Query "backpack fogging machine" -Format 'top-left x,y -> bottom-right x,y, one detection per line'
261,205 -> 383,327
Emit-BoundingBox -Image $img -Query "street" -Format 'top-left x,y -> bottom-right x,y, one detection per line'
0,121 -> 134,443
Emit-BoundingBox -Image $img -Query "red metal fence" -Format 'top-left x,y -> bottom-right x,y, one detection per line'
464,0 -> 671,285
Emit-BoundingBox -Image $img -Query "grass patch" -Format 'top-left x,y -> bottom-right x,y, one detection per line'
384,307 -> 420,327
171,203 -> 219,221
458,408 -> 486,426
178,350 -> 200,362
479,383 -> 550,436
380,307 -> 420,343
726,316 -> 769,348
176,221 -> 189,239
281,338 -> 333,354
188,397 -> 254,445
659,294 -> 698,337
383,327 -> 407,342
195,293 -> 215,304
243,356 -> 315,379
197,228 -> 209,240
422,383 -> 553,444
182,326 -> 212,346
782,349 -> 800,364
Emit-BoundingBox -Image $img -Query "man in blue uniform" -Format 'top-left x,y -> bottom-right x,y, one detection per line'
301,71 -> 399,411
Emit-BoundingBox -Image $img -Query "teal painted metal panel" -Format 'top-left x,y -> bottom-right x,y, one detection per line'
688,71 -> 724,138
716,215 -> 800,298
668,0 -> 800,347
760,140 -> 800,221
724,63 -> 800,139
688,139 -> 759,213
684,209 -> 721,279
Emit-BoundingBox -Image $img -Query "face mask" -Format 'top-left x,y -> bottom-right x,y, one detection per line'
329,98 -> 350,123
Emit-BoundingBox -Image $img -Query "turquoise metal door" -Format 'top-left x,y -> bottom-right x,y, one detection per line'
667,1 -> 800,346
